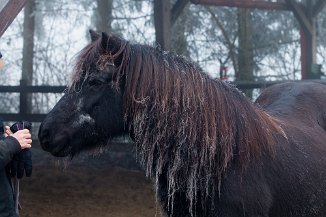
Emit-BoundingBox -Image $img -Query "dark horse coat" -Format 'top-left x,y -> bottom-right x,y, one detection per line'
158,82 -> 326,217
38,32 -> 326,217
252,82 -> 326,216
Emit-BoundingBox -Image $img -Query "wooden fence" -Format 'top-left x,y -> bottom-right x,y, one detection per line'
0,79 -> 325,122
0,80 -> 65,122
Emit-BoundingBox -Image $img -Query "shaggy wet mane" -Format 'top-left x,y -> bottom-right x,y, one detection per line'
72,33 -> 285,215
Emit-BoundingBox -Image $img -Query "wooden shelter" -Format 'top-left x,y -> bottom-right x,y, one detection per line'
154,0 -> 326,79
190,0 -> 326,79
0,0 -> 27,37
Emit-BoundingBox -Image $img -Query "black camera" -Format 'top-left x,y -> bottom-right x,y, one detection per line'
10,121 -> 32,133
5,121 -> 33,179
0,120 -> 32,139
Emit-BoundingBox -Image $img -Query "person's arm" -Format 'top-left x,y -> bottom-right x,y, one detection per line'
0,137 -> 21,168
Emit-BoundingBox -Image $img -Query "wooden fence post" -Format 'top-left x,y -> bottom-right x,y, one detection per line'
19,79 -> 27,115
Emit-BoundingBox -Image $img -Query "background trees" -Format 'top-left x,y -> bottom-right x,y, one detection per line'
0,0 -> 325,114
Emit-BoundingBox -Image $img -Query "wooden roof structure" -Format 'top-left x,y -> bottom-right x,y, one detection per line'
190,0 -> 326,79
1,0 -> 326,79
154,0 -> 326,79
0,0 -> 27,37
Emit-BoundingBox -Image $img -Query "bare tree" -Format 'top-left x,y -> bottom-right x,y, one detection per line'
171,1 -> 190,56
95,0 -> 113,32
22,0 -> 36,113
154,0 -> 171,50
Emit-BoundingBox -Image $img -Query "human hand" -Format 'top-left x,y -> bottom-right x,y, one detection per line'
5,121 -> 33,179
4,126 -> 12,137
0,58 -> 4,71
9,128 -> 32,149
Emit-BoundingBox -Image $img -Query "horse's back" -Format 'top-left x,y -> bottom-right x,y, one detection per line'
255,82 -> 326,216
255,81 -> 326,130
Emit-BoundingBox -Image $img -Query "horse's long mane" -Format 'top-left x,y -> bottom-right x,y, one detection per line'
72,34 -> 285,214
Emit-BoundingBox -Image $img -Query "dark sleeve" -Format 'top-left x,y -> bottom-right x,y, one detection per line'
0,136 -> 21,168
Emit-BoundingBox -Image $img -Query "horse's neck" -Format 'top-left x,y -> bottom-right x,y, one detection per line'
129,80 -> 285,217
131,79 -> 283,173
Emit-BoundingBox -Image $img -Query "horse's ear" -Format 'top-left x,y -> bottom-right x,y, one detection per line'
89,29 -> 100,42
101,32 -> 122,54
101,32 -> 109,50
101,32 -> 124,66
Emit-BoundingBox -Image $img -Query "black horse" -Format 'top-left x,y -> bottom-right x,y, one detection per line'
39,31 -> 326,217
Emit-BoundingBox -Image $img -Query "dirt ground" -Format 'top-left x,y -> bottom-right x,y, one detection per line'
18,145 -> 165,217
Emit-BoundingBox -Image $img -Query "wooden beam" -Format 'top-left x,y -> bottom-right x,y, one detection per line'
0,0 -> 10,11
154,0 -> 171,50
190,0 -> 291,10
233,79 -> 326,89
312,0 -> 326,17
300,28 -> 312,79
171,0 -> 189,26
285,0 -> 317,79
0,0 -> 27,37
0,113 -> 46,122
285,0 -> 313,34
0,85 -> 65,93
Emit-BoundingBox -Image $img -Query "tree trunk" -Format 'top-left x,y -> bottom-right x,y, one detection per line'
21,0 -> 35,113
95,0 -> 113,32
154,0 -> 171,50
171,3 -> 189,56
237,8 -> 254,98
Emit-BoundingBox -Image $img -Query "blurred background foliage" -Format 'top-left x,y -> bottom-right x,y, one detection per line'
0,0 -> 326,112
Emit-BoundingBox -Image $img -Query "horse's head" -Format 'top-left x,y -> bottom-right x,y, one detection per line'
38,31 -> 127,157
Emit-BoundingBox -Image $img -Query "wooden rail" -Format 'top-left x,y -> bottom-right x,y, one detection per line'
191,0 -> 291,10
0,80 -> 66,122
232,79 -> 326,89
0,79 -> 325,122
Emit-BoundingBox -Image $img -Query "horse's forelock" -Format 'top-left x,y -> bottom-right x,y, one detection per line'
69,34 -> 128,92
69,39 -> 102,91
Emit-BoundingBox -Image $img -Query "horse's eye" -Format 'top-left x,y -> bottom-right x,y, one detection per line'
88,78 -> 103,86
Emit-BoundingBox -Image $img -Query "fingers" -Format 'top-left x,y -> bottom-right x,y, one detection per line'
23,142 -> 32,149
17,129 -> 31,137
4,126 -> 12,137
21,138 -> 32,149
11,129 -> 32,149
19,130 -> 32,140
